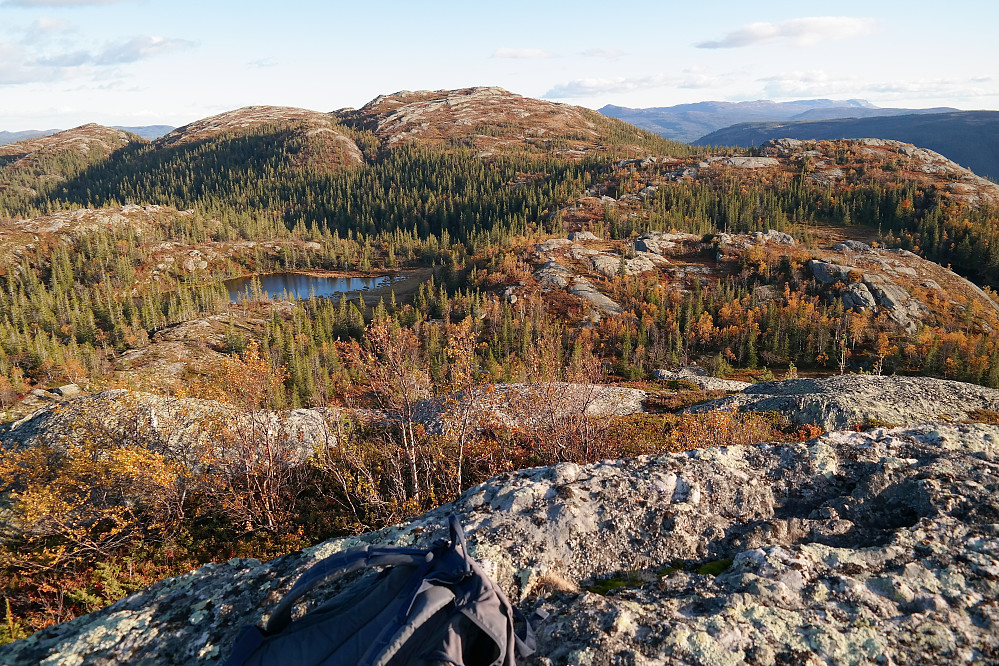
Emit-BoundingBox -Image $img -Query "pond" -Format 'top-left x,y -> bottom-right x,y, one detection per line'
225,272 -> 407,303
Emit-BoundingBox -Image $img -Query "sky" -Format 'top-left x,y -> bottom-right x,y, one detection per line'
1,0 -> 997,131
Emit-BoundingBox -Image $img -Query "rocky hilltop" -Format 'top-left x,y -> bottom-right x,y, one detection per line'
694,111 -> 999,182
0,124 -> 141,199
761,137 -> 999,206
155,105 -> 365,169
0,124 -> 137,164
3,411 -> 997,665
337,86 -> 664,158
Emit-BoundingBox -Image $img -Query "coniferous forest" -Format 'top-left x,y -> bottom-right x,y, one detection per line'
2,102 -> 999,640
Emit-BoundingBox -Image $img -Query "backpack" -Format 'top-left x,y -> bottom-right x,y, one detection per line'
223,515 -> 537,666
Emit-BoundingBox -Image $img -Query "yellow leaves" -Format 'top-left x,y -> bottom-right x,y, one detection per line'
0,436 -> 182,569
693,312 -> 716,345
194,340 -> 287,409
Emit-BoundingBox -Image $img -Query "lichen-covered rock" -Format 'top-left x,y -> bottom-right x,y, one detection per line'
718,156 -> 781,169
750,229 -> 795,245
5,421 -> 998,665
688,374 -> 999,430
841,281 -> 878,310
653,368 -> 751,392
413,383 -> 648,435
589,252 -> 665,278
863,274 -> 928,333
567,278 -> 623,315
534,261 -> 572,290
808,259 -> 856,285
634,232 -> 701,255
0,390 -> 341,463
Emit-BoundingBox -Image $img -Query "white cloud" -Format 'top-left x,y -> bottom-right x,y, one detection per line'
697,16 -> 875,49
35,35 -> 194,67
248,57 -> 278,69
545,70 -> 740,99
759,70 -> 997,102
31,17 -> 70,32
0,42 -> 60,83
491,47 -> 553,59
581,48 -> 623,59
17,15 -> 72,44
1,34 -> 195,85
94,35 -> 193,64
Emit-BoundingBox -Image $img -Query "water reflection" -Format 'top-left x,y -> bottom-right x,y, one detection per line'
225,272 -> 404,303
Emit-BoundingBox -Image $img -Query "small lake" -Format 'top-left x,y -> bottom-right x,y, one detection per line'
225,272 -> 407,303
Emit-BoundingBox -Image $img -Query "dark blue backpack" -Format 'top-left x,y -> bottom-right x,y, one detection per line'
224,515 -> 536,666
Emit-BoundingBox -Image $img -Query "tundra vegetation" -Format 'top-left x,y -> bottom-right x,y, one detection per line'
2,102 -> 999,642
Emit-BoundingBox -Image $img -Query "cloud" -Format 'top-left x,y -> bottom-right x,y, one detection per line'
1,34 -> 195,85
248,57 -> 278,69
31,17 -> 70,32
545,70 -> 741,99
491,47 -> 553,59
581,48 -> 624,59
696,16 -> 875,49
3,0 -> 128,6
93,35 -> 194,64
758,69 -> 997,101
0,43 -> 58,83
17,15 -> 72,44
34,35 -> 194,67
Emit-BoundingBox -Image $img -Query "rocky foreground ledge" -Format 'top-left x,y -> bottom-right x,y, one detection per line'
3,421 -> 998,666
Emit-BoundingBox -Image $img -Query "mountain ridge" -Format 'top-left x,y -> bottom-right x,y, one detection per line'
598,99 -> 960,143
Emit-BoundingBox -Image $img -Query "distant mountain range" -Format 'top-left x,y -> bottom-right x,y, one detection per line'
695,111 -> 999,181
598,100 -> 958,144
0,125 -> 173,145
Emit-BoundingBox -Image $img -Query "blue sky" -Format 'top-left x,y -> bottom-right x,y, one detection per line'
1,0 -> 996,130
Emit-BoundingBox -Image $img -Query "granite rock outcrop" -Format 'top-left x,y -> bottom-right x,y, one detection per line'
4,420 -> 998,665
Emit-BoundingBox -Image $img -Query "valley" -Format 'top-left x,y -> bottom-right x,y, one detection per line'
2,87 -> 999,663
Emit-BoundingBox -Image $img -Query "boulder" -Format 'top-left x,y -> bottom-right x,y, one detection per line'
589,253 -> 662,278
687,374 -> 999,430
567,231 -> 601,242
863,274 -> 927,334
50,383 -> 83,398
722,156 -> 781,168
534,238 -> 572,254
832,240 -> 872,253
567,278 -> 622,315
0,390 -> 341,464
533,261 -> 571,291
7,421 -> 999,665
841,281 -> 877,310
750,229 -> 795,245
414,383 -> 647,435
653,367 -> 751,392
808,259 -> 855,285
634,231 -> 699,255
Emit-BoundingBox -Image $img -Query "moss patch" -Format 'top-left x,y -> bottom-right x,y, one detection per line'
697,559 -> 734,576
584,572 -> 645,596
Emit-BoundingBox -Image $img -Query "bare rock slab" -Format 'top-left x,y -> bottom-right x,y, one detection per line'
687,375 -> 999,430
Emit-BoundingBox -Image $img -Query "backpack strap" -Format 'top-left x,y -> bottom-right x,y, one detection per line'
447,514 -> 472,576
265,545 -> 433,634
